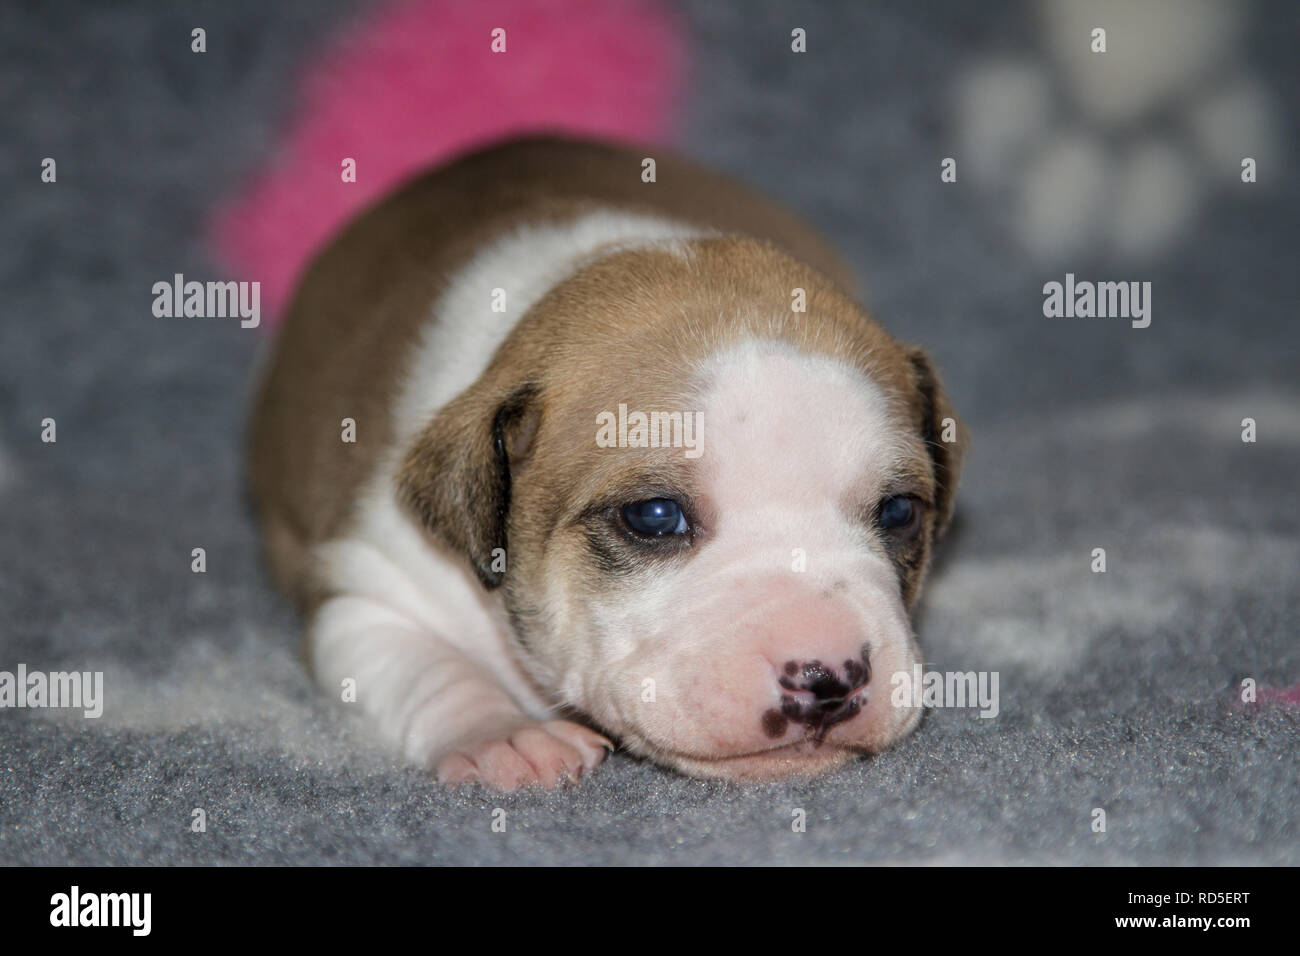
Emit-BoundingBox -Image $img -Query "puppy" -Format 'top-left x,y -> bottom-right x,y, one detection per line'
248,137 -> 965,788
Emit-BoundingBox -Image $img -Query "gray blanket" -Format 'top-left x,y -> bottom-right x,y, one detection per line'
1,0 -> 1296,865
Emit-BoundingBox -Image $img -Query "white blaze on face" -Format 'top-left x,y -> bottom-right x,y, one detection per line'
582,341 -> 926,775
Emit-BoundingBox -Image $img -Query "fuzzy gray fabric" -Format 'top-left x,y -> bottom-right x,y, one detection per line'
1,0 -> 1296,866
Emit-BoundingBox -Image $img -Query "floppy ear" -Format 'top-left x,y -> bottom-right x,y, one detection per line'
905,348 -> 966,543
396,383 -> 540,589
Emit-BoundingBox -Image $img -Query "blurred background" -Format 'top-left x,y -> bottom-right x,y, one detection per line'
1,0 -> 1296,865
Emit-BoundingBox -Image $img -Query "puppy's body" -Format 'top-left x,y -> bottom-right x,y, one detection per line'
249,137 -> 964,787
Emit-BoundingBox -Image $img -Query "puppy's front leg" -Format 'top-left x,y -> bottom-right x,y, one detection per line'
309,595 -> 611,789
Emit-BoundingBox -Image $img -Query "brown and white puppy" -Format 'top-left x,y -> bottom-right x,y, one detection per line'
248,137 -> 965,789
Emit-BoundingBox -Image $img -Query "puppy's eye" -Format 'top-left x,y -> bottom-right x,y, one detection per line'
622,498 -> 689,537
877,495 -> 918,531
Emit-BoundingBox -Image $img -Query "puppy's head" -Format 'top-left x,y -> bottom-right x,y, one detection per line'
400,238 -> 965,779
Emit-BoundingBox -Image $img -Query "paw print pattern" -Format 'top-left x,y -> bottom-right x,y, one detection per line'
953,0 -> 1282,263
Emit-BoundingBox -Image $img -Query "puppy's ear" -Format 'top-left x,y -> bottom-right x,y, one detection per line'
397,383 -> 541,589
905,348 -> 966,542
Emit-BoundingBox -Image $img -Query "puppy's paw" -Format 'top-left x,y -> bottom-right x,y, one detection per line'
435,720 -> 613,790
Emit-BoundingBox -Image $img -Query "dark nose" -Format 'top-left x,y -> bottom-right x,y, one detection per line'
779,647 -> 871,701
768,646 -> 871,743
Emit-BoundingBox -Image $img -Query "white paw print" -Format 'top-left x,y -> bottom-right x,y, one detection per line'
954,0 -> 1282,263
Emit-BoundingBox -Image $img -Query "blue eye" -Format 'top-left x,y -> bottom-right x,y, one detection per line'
877,496 -> 916,531
622,498 -> 689,537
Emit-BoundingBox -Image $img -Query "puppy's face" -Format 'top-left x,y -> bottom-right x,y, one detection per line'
401,239 -> 964,780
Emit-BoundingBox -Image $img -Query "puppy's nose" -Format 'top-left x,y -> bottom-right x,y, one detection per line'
765,646 -> 871,743
778,647 -> 871,703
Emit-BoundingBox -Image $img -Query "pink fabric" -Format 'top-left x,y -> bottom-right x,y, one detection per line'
1257,682 -> 1300,707
1230,680 -> 1300,709
210,0 -> 687,322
